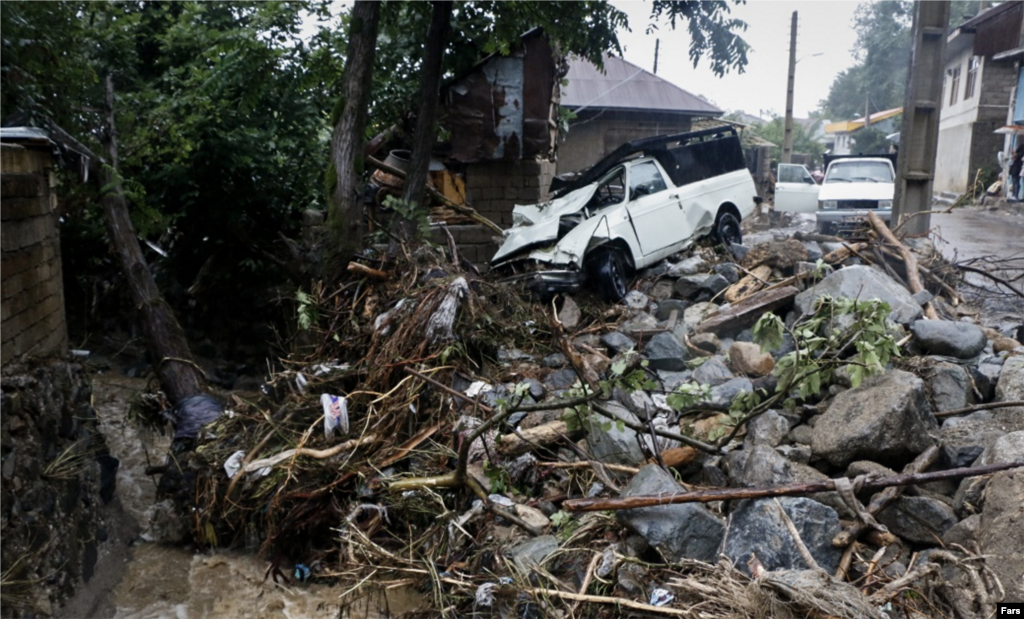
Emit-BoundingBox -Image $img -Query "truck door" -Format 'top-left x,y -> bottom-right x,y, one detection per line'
775,164 -> 820,213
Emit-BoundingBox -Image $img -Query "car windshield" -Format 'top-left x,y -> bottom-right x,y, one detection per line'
825,161 -> 893,183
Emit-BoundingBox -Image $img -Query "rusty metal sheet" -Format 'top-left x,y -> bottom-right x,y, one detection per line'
973,2 -> 1023,57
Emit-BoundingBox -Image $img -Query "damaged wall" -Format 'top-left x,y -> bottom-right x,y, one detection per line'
1,142 -> 68,365
1,360 -> 131,619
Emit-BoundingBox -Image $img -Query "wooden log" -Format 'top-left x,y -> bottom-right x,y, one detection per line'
867,211 -> 938,319
496,420 -> 571,456
694,285 -> 799,334
821,242 -> 869,264
561,460 -> 1024,512
724,265 -> 772,303
347,261 -> 389,280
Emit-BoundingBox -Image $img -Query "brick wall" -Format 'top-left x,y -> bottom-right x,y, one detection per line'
1,144 -> 68,365
464,159 -> 556,228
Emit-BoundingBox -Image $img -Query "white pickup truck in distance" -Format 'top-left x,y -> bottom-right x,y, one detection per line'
776,154 -> 896,234
490,127 -> 762,300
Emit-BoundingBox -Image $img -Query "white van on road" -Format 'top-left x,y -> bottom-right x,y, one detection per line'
776,154 -> 896,234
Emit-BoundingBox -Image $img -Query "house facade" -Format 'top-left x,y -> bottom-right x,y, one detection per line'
557,55 -> 723,175
934,1 -> 1023,195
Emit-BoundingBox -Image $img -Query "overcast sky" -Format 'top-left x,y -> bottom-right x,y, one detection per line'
612,0 -> 863,120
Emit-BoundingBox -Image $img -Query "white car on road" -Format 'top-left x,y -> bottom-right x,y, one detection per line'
776,155 -> 896,234
491,127 -> 762,300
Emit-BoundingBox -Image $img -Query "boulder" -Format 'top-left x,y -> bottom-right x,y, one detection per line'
709,378 -> 752,407
910,320 -> 987,359
585,403 -> 646,466
923,361 -> 973,414
971,363 -> 1002,401
657,370 -> 693,391
655,299 -> 690,321
601,331 -> 636,355
811,369 -> 937,467
953,431 -> 1024,515
877,496 -> 957,545
728,342 -> 775,377
619,312 -> 659,335
617,465 -> 725,563
744,410 -> 793,448
721,497 -> 843,575
794,265 -> 922,324
643,332 -> 687,372
941,513 -> 979,548
689,332 -> 721,354
557,296 -> 582,329
729,445 -> 852,518
667,256 -> 707,277
801,241 -> 823,261
713,262 -> 740,284
673,275 -> 709,299
978,469 -> 1024,603
995,356 -> 1024,416
692,356 -> 734,386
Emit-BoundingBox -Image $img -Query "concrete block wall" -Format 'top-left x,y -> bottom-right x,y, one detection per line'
1,145 -> 68,365
978,59 -> 1017,120
464,159 -> 556,228
557,113 -> 693,175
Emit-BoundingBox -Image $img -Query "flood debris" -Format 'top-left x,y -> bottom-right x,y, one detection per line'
135,212 -> 1024,618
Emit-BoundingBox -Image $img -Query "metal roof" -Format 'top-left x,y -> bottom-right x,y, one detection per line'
824,107 -> 903,135
561,55 -> 722,117
0,126 -> 54,143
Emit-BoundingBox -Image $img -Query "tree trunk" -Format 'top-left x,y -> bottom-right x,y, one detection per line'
101,75 -> 204,404
393,0 -> 452,243
329,0 -> 381,257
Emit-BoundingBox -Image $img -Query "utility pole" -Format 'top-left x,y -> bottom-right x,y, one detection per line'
654,39 -> 660,75
893,1 -> 950,236
782,11 -> 798,164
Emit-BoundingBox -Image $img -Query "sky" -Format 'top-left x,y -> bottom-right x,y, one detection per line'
612,0 -> 863,120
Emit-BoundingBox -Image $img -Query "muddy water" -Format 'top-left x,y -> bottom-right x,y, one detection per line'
77,372 -> 425,619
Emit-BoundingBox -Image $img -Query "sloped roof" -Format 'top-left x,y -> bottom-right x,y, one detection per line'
824,107 -> 903,134
562,55 -> 722,117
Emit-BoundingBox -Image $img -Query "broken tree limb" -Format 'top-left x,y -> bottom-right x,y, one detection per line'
496,420 -> 571,456
934,400 -> 1024,418
867,211 -> 939,319
822,242 -> 869,265
366,155 -> 503,236
241,435 -> 378,474
561,460 -> 1024,512
591,401 -> 719,454
955,262 -> 1024,299
695,285 -> 799,335
725,265 -> 772,303
347,261 -> 389,280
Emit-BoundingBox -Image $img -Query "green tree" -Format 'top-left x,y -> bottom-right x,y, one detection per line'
746,115 -> 825,168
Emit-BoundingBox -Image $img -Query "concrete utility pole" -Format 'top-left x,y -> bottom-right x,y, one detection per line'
782,10 -> 798,164
893,1 -> 950,236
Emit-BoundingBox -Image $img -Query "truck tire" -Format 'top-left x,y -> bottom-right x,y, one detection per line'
713,212 -> 742,246
591,249 -> 628,302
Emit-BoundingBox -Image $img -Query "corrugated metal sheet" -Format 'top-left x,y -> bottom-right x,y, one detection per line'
824,107 -> 903,134
561,55 -> 722,116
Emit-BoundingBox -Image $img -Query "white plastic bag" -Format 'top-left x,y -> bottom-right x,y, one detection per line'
321,394 -> 349,438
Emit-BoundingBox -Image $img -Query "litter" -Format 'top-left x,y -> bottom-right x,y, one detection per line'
321,393 -> 349,438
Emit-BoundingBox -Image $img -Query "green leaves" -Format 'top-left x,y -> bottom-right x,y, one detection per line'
752,313 -> 784,353
666,381 -> 712,412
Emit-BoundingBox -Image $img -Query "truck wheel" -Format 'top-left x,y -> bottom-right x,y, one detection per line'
591,250 -> 628,302
713,212 -> 742,246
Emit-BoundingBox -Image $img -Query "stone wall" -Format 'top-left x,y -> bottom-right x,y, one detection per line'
1,144 -> 68,365
1,360 -> 129,619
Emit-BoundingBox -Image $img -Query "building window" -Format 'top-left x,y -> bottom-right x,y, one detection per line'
965,56 -> 980,99
949,65 -> 961,105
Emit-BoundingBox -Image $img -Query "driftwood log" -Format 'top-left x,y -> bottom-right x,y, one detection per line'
867,210 -> 939,320
562,460 -> 1024,512
695,285 -> 799,334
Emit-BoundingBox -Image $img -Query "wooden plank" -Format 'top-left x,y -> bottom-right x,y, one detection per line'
694,285 -> 799,334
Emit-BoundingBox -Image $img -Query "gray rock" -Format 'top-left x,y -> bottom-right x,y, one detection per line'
623,290 -> 650,310
777,444 -> 812,464
586,403 -> 646,466
545,368 -> 579,390
722,497 -> 843,575
820,242 -> 845,255
524,378 -> 546,401
709,377 -> 752,407
692,356 -> 734,386
542,353 -> 567,368
910,320 -> 987,359
713,262 -> 740,284
801,241 -> 823,261
978,469 -> 1024,603
506,534 -> 559,570
649,279 -> 676,302
655,299 -> 690,321
977,430 -> 1024,466
995,356 -> 1024,415
689,332 -> 722,354
941,513 -> 979,548
643,332 -> 688,372
681,302 -> 719,333
923,361 -> 973,414
558,296 -> 582,329
619,312 -> 659,334
794,265 -> 922,325
617,465 -> 725,563
789,424 -> 814,446
744,410 -> 793,448
601,331 -> 636,355
657,370 -> 693,391
877,496 -> 957,545
729,445 -> 851,518
910,290 -> 934,306
971,363 -> 1002,401
667,256 -> 707,277
673,274 -> 708,299
811,369 -> 937,467
729,243 -> 750,261
498,347 -> 534,362
701,274 -> 730,296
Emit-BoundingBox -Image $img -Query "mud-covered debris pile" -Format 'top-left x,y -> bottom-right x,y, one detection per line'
170,219 -> 1023,618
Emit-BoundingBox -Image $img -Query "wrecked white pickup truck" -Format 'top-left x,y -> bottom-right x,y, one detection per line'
490,127 -> 761,300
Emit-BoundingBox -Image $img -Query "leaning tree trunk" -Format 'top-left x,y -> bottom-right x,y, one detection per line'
329,0 -> 381,258
101,75 -> 204,404
393,0 -> 453,244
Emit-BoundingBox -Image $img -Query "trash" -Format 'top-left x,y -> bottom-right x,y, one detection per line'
649,588 -> 674,606
488,494 -> 515,507
474,582 -> 498,607
223,450 -> 270,479
293,563 -> 311,582
321,394 -> 349,438
465,381 -> 492,397
295,372 -> 308,394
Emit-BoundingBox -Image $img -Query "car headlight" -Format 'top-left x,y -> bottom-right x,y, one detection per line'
878,200 -> 893,209
820,200 -> 838,210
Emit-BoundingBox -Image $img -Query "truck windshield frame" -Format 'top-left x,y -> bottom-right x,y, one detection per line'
825,161 -> 894,183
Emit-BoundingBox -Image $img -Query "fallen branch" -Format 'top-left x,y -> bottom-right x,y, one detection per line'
517,587 -> 694,617
347,261 -> 389,280
241,435 -> 377,474
867,211 -> 938,320
536,461 -> 640,475
934,399 -> 1024,418
954,262 -> 1024,299
562,460 -> 1024,512
592,401 -> 719,454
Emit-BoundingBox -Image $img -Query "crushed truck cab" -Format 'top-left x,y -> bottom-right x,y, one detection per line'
490,127 -> 761,300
